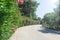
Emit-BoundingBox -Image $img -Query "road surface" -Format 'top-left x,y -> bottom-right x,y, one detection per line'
9,25 -> 60,40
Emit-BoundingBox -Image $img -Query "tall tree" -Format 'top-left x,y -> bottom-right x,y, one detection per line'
54,0 -> 60,29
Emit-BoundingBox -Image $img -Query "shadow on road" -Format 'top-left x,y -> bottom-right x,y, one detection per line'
38,28 -> 60,35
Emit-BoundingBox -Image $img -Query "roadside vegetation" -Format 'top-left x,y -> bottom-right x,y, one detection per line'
0,0 -> 41,40
0,0 -> 60,40
42,0 -> 60,31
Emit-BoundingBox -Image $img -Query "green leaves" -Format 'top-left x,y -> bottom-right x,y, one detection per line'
42,0 -> 60,30
18,0 -> 39,19
0,0 -> 21,40
0,0 -> 40,40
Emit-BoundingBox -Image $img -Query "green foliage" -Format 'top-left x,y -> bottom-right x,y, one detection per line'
0,0 -> 21,40
42,0 -> 60,30
18,0 -> 39,19
42,13 -> 55,28
20,16 -> 40,26
0,0 -> 40,40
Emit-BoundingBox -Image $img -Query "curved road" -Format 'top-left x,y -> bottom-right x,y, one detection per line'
9,25 -> 60,40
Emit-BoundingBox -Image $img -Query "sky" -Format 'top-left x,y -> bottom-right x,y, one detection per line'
35,0 -> 58,18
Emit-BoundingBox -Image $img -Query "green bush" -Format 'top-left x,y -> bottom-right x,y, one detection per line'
0,0 -> 21,40
0,0 -> 40,40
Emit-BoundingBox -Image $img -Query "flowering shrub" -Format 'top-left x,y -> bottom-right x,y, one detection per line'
18,0 -> 24,5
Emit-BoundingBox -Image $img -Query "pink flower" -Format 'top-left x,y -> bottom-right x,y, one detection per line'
18,0 -> 24,5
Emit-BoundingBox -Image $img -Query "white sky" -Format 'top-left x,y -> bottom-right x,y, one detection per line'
36,0 -> 58,18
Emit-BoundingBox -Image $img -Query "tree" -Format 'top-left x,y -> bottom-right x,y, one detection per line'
42,13 -> 55,28
42,0 -> 60,30
53,0 -> 60,30
18,0 -> 39,19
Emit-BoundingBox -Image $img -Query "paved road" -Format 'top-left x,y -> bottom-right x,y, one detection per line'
9,25 -> 60,40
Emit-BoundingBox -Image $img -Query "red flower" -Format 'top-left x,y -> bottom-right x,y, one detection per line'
18,0 -> 24,5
